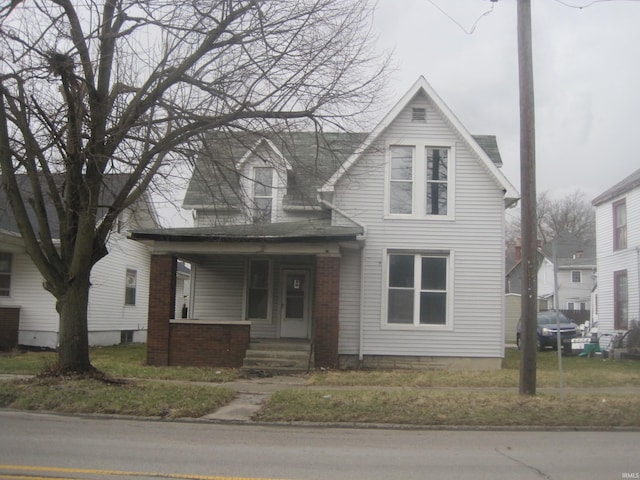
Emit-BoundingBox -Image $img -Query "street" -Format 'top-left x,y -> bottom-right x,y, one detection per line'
0,410 -> 637,480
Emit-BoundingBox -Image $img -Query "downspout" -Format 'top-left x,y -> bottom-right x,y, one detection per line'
317,194 -> 367,362
636,247 -> 640,327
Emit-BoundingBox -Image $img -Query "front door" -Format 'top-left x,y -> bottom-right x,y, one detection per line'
280,270 -> 310,338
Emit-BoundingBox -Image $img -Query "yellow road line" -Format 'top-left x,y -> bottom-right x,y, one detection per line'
0,465 -> 290,480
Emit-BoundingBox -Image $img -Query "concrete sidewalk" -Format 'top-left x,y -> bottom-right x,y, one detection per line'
203,375 -> 307,422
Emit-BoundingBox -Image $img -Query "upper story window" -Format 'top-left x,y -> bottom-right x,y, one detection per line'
571,271 -> 582,283
125,269 -> 137,306
389,146 -> 414,214
387,143 -> 452,218
386,251 -> 450,328
613,199 -> 627,250
426,148 -> 448,216
0,252 -> 12,297
253,167 -> 274,224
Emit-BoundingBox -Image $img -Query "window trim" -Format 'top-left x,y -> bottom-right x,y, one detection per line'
614,269 -> 628,330
0,251 -> 13,297
385,140 -> 455,220
613,199 -> 627,251
124,268 -> 137,306
243,258 -> 273,323
252,166 -> 275,224
571,271 -> 582,283
381,248 -> 454,331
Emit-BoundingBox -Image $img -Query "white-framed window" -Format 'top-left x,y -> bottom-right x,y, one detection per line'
385,251 -> 451,328
246,259 -> 271,321
253,167 -> 274,224
571,271 -> 582,283
387,142 -> 453,218
426,147 -> 448,216
125,269 -> 137,306
613,199 -> 627,251
389,146 -> 414,215
0,252 -> 12,297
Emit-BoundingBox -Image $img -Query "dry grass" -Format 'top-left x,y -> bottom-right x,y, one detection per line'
257,389 -> 640,427
0,376 -> 234,419
307,348 -> 640,388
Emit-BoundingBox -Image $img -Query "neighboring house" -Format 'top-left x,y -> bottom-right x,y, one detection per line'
505,233 -> 596,320
131,76 -> 519,370
0,174 -> 159,349
592,168 -> 640,335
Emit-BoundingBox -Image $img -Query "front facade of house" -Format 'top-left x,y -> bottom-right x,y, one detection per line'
0,179 -> 159,350
133,77 -> 519,369
536,233 -> 596,313
592,168 -> 640,335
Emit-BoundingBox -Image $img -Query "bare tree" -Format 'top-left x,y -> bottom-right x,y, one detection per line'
0,0 -> 387,373
506,188 -> 596,249
536,190 -> 595,244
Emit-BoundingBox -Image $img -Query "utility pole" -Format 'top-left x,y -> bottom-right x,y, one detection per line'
518,0 -> 538,396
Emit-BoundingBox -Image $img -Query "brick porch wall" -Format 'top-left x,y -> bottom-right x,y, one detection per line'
169,322 -> 250,367
147,254 -> 176,366
314,255 -> 340,368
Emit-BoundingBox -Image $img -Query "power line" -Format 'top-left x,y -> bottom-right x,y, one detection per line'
425,0 -> 496,35
554,0 -> 640,8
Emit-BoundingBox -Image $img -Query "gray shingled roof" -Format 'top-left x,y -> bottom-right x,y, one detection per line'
0,174 -> 131,239
472,135 -> 503,167
183,131 -> 504,210
131,220 -> 363,242
539,232 -> 596,267
592,167 -> 640,206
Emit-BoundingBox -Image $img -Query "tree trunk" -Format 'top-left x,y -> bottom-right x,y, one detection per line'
56,268 -> 92,373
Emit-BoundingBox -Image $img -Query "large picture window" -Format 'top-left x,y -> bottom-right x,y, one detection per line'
387,252 -> 449,327
253,167 -> 274,224
614,270 -> 628,330
247,260 -> 270,320
613,199 -> 627,251
0,252 -> 12,297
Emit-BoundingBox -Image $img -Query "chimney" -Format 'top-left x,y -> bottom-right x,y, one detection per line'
515,237 -> 522,262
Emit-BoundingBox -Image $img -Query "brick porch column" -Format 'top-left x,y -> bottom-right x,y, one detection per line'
147,254 -> 177,366
314,255 -> 340,369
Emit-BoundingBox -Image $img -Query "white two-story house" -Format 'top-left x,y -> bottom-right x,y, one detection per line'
0,174 -> 159,350
131,76 -> 519,370
592,168 -> 640,335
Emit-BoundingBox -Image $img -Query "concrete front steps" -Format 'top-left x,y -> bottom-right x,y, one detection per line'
242,339 -> 313,375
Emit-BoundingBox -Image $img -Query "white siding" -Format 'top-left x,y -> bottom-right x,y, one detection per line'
88,234 -> 151,336
333,92 -> 507,358
0,251 -> 58,347
191,256 -> 245,321
595,187 -> 640,334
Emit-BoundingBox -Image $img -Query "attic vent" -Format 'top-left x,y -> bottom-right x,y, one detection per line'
412,107 -> 426,122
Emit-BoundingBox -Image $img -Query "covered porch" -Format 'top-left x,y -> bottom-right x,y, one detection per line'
130,222 -> 363,370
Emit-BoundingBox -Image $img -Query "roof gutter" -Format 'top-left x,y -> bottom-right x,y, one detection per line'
317,194 -> 367,362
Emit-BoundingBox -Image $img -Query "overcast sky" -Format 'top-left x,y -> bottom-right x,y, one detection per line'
161,0 -> 639,226
372,0 -> 640,202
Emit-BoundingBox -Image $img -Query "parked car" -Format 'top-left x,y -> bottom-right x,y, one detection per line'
516,311 -> 579,351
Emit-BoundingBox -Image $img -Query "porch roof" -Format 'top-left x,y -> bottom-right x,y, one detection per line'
130,221 -> 363,243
